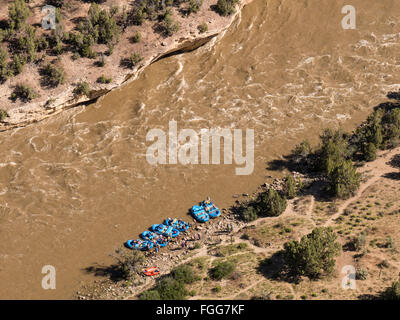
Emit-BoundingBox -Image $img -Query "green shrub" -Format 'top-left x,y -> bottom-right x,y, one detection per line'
210,261 -> 235,280
353,106 -> 400,151
348,232 -> 367,251
292,139 -> 312,160
284,175 -> 297,199
187,0 -> 203,15
382,236 -> 394,249
11,84 -> 37,102
251,291 -> 272,300
10,54 -> 26,75
97,54 -> 106,67
73,81 -> 90,98
362,142 -> 377,161
71,52 -> 80,61
355,109 -> 384,150
132,31 -> 142,43
240,205 -> 258,222
8,0 -> 31,31
156,277 -> 188,300
54,7 -> 62,24
382,108 -> 400,147
162,11 -> 179,36
282,227 -> 292,234
129,52 -> 143,68
68,4 -> 118,59
171,265 -> 200,284
0,29 -> 7,43
139,289 -> 161,300
139,262 -> 201,300
193,242 -> 202,249
283,227 -> 341,279
257,189 -> 287,217
0,48 -> 10,81
113,248 -> 145,280
216,0 -> 240,16
327,159 -> 361,199
0,109 -> 9,121
381,280 -> 400,300
97,75 -> 112,84
42,63 -> 65,88
197,22 -> 208,34
16,25 -> 41,62
241,233 -> 250,240
316,129 -> 349,175
135,0 -> 172,22
86,3 -> 120,45
355,268 -> 368,280
378,260 -> 390,269
68,32 -> 97,59
105,43 -> 114,56
53,37 -> 63,56
129,6 -> 145,26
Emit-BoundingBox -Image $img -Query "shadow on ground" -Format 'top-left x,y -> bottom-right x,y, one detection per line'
256,250 -> 301,284
84,263 -> 125,282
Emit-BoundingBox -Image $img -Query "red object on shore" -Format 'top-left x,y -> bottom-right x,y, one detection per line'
143,267 -> 160,276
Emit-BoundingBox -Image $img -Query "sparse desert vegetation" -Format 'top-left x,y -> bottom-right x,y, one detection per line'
0,0 -> 243,127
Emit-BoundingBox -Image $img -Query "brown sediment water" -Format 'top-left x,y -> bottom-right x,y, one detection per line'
1,0 -> 400,299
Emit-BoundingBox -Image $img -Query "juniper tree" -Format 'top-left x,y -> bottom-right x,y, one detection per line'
162,11 -> 179,36
42,63 -> 65,88
0,48 -> 9,81
240,205 -> 258,222
0,109 -> 9,121
327,159 -> 361,199
216,0 -> 240,16
284,175 -> 297,199
316,129 -> 349,175
129,52 -> 143,68
257,188 -> 287,217
284,227 -> 341,279
73,81 -> 90,98
363,142 -> 377,161
11,84 -> 38,102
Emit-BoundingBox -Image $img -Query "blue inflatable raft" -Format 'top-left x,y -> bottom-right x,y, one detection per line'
164,218 -> 190,232
152,224 -> 180,238
201,200 -> 221,218
125,239 -> 154,251
191,205 -> 210,222
141,231 -> 169,247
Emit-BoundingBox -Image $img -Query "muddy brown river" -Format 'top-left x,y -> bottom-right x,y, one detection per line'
1,0 -> 400,299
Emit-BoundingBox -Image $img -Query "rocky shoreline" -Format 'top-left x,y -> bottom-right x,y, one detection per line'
74,174 -> 298,300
